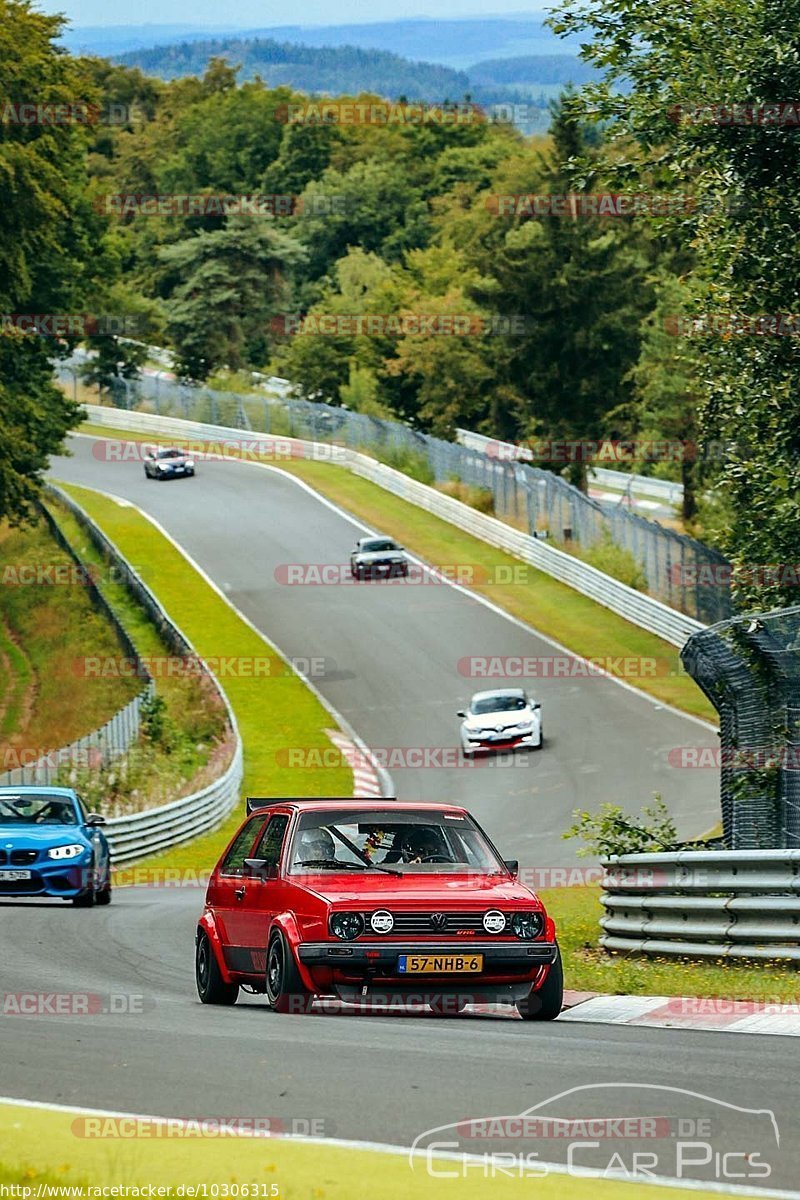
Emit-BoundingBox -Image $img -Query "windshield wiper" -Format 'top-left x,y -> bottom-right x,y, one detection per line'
297,858 -> 402,876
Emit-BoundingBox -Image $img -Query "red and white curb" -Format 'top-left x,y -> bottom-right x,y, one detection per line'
326,729 -> 383,798
559,992 -> 800,1037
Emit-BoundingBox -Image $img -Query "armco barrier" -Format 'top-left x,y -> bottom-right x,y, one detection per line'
78,405 -> 705,648
600,850 -> 800,961
43,485 -> 244,864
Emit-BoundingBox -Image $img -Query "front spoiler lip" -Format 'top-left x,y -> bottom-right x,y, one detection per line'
298,940 -> 557,965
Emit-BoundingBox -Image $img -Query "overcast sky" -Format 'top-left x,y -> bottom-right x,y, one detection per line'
52,2 -> 551,31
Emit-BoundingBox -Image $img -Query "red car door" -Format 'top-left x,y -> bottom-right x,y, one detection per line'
230,812 -> 293,974
208,814 -> 268,973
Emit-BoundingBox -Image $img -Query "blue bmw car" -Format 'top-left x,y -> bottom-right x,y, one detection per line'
0,786 -> 111,906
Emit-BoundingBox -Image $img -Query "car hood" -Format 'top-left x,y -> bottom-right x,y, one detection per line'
158,456 -> 191,466
463,709 -> 536,729
0,824 -> 86,849
297,872 -> 541,908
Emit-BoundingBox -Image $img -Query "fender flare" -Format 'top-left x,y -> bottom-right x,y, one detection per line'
196,910 -> 234,985
270,912 -> 317,993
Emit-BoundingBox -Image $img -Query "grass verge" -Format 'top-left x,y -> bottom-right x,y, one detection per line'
53,482 -> 352,874
77,423 -> 715,722
43,496 -> 231,814
0,517 -> 140,760
0,1101 -> 761,1200
541,885 -> 800,1001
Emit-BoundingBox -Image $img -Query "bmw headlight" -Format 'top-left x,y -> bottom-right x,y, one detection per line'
329,912 -> 365,941
185,460 -> 195,469
511,911 -> 544,940
47,844 -> 86,860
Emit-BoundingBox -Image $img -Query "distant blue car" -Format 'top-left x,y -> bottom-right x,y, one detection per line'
0,786 -> 111,906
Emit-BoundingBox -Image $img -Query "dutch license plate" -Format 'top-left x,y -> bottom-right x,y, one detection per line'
397,953 -> 483,974
0,870 -> 31,880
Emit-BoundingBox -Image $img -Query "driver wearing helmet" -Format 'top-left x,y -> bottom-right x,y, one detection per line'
295,826 -> 336,866
399,826 -> 447,864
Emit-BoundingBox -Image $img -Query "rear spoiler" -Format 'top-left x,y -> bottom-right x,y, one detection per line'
246,795 -> 396,815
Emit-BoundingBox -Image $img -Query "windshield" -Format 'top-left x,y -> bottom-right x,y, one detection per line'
288,808 -> 503,873
0,794 -> 78,825
471,695 -> 527,714
361,539 -> 398,553
158,448 -> 184,460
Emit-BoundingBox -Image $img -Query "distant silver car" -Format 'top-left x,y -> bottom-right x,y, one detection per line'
350,536 -> 409,580
458,688 -> 543,755
143,446 -> 196,480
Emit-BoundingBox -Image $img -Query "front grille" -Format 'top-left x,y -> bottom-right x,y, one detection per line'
365,911 -> 520,937
0,849 -> 38,865
11,849 -> 37,865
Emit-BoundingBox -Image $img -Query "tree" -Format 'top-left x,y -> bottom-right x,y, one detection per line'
0,332 -> 81,524
0,0 -> 99,522
159,216 -> 305,379
472,104 -> 655,488
552,0 -> 800,608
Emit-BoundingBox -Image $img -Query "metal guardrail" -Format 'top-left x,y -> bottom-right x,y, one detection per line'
61,361 -> 730,623
78,405 -> 705,648
457,429 -> 685,506
600,850 -> 800,960
43,485 -> 244,864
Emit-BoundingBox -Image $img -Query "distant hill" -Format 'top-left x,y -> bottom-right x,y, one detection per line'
467,54 -> 598,87
63,16 -> 583,70
116,38 -> 480,101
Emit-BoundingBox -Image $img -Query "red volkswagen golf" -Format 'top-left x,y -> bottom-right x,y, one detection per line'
195,798 -> 562,1019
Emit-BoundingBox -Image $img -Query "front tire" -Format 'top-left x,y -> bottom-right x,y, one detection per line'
196,930 -> 239,1005
265,931 -> 314,1014
517,946 -> 563,1021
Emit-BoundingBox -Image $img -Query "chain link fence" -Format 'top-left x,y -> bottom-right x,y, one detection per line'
59,361 -> 732,624
682,605 -> 800,849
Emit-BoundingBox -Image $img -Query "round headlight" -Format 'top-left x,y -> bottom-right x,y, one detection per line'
483,909 -> 507,934
330,912 -> 365,941
511,911 -> 544,940
370,910 -> 394,934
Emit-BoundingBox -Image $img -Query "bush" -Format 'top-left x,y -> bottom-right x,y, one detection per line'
574,533 -> 647,591
438,478 -> 495,515
564,795 -> 677,858
374,444 -> 435,486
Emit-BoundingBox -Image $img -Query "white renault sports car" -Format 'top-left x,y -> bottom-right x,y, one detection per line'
458,688 -> 543,755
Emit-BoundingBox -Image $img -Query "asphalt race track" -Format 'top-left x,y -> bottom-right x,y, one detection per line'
2,889 -> 798,1191
51,435 -> 718,867
3,436 -> 792,1194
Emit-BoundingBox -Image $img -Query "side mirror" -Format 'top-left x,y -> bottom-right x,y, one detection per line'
532,703 -> 541,711
456,710 -> 466,718
85,813 -> 106,826
243,858 -> 277,879
504,859 -> 519,878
